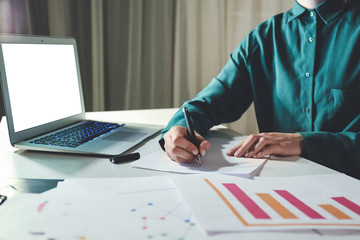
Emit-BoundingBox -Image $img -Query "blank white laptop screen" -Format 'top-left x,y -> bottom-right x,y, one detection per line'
2,43 -> 82,133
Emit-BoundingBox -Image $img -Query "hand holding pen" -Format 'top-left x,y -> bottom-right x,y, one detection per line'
182,107 -> 203,166
162,108 -> 211,165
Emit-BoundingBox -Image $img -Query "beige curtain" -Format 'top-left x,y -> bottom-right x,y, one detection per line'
0,0 -> 293,134
101,0 -> 176,110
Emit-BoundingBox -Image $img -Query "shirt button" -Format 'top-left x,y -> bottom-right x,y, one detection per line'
308,37 -> 313,43
305,72 -> 310,78
305,107 -> 311,114
310,11 -> 315,17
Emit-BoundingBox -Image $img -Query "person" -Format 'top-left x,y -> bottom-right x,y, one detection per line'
159,0 -> 360,179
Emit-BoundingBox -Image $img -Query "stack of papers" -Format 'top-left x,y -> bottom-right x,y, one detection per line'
1,129 -> 360,239
1,174 -> 360,239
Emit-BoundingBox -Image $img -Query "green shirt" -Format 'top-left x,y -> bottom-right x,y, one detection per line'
161,0 -> 360,179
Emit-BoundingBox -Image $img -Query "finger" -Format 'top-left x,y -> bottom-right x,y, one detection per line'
247,136 -> 277,158
163,127 -> 208,162
165,139 -> 197,161
169,131 -> 199,155
234,134 -> 260,157
253,144 -> 277,158
189,131 -> 211,157
166,151 -> 194,163
227,138 -> 248,156
226,141 -> 244,156
199,140 -> 211,157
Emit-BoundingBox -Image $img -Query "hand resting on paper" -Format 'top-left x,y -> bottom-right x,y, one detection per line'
163,126 -> 211,163
226,132 -> 306,159
164,127 -> 306,163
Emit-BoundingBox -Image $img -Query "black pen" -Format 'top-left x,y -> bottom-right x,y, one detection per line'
110,152 -> 140,164
183,107 -> 202,166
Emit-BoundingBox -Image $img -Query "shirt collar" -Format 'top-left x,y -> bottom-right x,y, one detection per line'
287,0 -> 306,23
286,0 -> 346,24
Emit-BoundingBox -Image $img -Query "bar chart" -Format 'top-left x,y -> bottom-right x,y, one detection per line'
204,177 -> 360,228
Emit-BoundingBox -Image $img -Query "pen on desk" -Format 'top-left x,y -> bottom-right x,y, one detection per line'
110,152 -> 140,164
182,107 -> 202,166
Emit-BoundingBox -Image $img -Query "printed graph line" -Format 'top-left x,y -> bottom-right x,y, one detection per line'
131,201 -> 196,239
153,201 -> 185,220
204,179 -> 360,227
179,222 -> 196,240
203,179 -> 249,226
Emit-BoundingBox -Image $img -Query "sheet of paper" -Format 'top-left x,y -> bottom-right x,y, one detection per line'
20,177 -> 207,240
0,189 -> 67,240
131,132 -> 267,177
171,173 -> 360,233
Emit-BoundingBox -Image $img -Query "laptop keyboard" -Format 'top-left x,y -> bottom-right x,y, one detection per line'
30,120 -> 124,148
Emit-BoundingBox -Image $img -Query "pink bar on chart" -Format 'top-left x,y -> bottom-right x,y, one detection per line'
332,197 -> 360,215
223,183 -> 271,219
274,190 -> 325,219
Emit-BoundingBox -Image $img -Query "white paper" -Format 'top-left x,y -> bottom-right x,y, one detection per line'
15,177 -> 207,240
0,189 -> 65,240
171,173 -> 360,233
131,133 -> 267,177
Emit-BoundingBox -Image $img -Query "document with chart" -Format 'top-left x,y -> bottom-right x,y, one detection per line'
172,173 -> 360,233
0,177 -> 206,240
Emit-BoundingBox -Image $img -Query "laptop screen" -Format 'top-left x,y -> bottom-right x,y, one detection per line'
1,43 -> 83,133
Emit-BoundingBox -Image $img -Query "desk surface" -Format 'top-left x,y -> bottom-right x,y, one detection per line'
0,108 -> 336,179
2,108 -> 356,240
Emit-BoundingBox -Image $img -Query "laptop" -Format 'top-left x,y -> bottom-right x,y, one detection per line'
0,34 -> 162,156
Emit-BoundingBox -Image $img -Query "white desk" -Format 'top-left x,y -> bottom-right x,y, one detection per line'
1,108 -> 358,240
0,108 -> 337,179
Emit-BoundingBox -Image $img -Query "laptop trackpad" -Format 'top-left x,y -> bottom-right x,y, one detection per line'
102,130 -> 147,142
